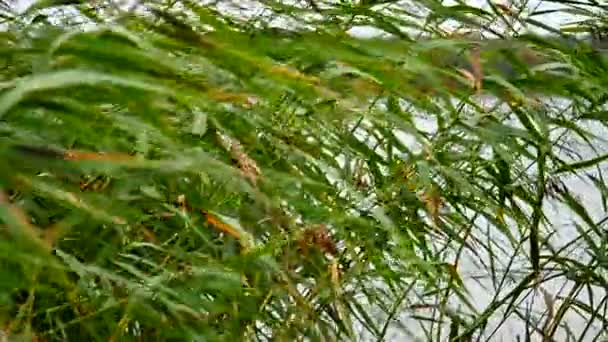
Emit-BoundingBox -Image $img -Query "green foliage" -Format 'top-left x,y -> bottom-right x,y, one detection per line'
0,0 -> 607,341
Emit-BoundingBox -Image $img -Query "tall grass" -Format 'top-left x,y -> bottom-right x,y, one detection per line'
0,0 -> 606,340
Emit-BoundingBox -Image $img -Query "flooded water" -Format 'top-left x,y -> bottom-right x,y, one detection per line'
350,97 -> 608,341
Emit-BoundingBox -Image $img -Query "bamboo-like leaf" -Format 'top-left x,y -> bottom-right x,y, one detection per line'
0,1 -> 607,341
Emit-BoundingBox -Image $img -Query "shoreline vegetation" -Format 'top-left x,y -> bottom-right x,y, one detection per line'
1,1 -> 607,341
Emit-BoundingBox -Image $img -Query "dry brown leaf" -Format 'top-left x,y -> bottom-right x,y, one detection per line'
0,190 -> 52,252
298,224 -> 338,256
330,259 -> 340,287
207,88 -> 259,108
64,150 -> 133,162
202,210 -> 242,240
269,64 -> 321,85
495,2 -> 514,16
467,45 -> 483,93
229,141 -> 261,187
420,186 -> 445,224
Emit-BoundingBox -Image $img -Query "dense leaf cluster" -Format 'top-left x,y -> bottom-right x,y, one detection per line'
0,0 -> 606,341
